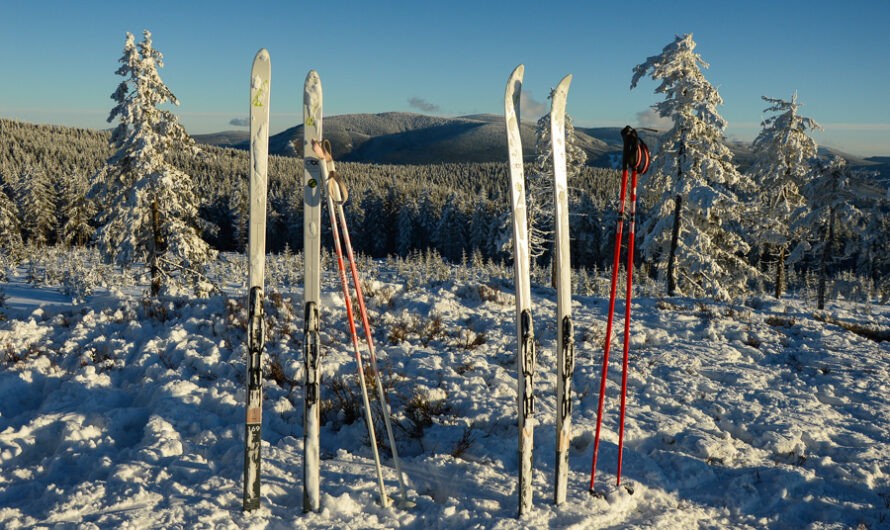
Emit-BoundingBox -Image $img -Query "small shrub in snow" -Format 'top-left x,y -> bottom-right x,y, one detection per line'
402,387 -> 451,439
765,315 -> 797,328
322,374 -> 363,428
456,329 -> 486,351
387,318 -> 412,345
268,356 -> 297,389
385,311 -> 447,346
361,279 -> 397,308
420,312 -> 446,346
265,289 -> 297,340
450,426 -> 476,459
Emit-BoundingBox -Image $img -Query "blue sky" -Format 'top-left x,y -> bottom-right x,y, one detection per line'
1,0 -> 888,156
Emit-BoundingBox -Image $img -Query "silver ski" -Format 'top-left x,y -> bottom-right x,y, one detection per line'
551,74 -> 574,506
302,70 -> 323,513
505,64 -> 536,517
243,48 -> 271,512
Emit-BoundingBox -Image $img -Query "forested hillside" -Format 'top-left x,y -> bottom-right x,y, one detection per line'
1,117 -> 887,302
0,119 -> 620,267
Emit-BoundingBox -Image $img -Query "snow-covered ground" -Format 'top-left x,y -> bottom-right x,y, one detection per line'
1,253 -> 888,529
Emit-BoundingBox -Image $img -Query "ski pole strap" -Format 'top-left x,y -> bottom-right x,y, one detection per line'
327,171 -> 349,205
319,139 -> 349,204
620,125 -> 651,174
312,139 -> 349,204
637,141 -> 651,175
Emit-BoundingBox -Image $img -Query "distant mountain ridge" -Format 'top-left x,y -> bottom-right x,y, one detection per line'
192,111 -> 888,177
200,112 -> 615,166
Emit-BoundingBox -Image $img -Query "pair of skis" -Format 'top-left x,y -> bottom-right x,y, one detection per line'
589,126 -> 650,495
504,65 -> 575,516
242,60 -> 406,513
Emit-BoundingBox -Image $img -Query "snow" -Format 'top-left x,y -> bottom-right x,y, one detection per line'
1,255 -> 888,528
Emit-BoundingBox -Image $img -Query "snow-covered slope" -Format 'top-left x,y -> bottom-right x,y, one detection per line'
0,253 -> 888,528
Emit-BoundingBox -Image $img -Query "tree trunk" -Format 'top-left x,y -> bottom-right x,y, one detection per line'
667,194 -> 682,296
817,207 -> 835,310
774,245 -> 786,299
759,245 -> 770,273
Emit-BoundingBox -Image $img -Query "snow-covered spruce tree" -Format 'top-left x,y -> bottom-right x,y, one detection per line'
396,197 -> 417,257
790,156 -> 878,309
470,191 -> 501,258
89,31 -> 215,296
750,93 -> 821,298
60,170 -> 96,247
16,165 -> 58,248
0,184 -> 23,255
435,193 -> 470,262
859,197 -> 890,301
529,92 -> 587,274
631,33 -> 756,300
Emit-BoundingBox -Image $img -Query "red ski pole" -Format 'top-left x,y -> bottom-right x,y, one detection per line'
616,133 -> 649,488
616,164 -> 639,486
589,163 -> 629,492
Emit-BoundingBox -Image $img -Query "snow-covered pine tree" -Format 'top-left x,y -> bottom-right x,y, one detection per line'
750,93 -> 821,298
226,177 -> 248,253
90,31 -> 215,296
631,33 -> 757,300
436,193 -> 469,262
0,184 -> 23,255
60,170 -> 95,247
469,188 -> 498,257
790,156 -> 878,309
17,165 -> 58,248
396,198 -> 416,257
362,191 -> 391,257
858,197 -> 890,300
529,92 -> 587,267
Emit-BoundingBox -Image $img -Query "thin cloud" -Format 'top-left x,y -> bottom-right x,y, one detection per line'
636,108 -> 673,132
408,97 -> 440,113
229,117 -> 249,127
520,89 -> 547,120
820,123 -> 890,131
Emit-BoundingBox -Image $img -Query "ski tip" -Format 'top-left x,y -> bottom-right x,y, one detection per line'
254,48 -> 270,63
506,65 -> 524,109
305,69 -> 320,84
557,73 -> 573,91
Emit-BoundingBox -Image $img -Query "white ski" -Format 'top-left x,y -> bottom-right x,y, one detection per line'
302,69 -> 323,513
243,48 -> 270,512
505,64 -> 536,517
551,74 -> 575,506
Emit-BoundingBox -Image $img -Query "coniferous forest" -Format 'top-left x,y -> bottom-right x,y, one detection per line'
1,116 -> 887,304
